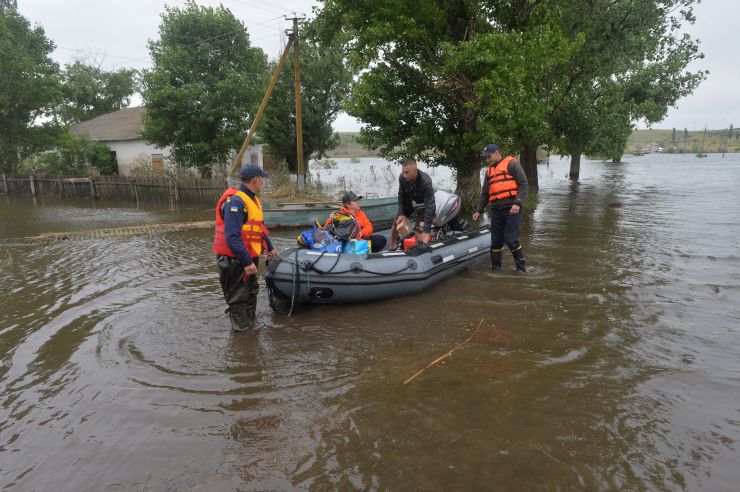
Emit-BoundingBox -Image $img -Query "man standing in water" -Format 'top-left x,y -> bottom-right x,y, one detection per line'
392,158 -> 436,248
472,144 -> 529,272
213,164 -> 277,331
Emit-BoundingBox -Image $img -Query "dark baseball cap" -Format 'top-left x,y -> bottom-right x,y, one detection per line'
341,191 -> 363,204
239,164 -> 269,180
480,144 -> 500,157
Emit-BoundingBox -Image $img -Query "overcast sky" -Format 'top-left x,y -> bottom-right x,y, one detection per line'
18,0 -> 740,132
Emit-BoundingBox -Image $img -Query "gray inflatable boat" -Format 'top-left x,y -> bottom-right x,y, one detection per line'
264,225 -> 491,310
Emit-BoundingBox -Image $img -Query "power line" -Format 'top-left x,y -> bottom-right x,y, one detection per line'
227,0 -> 292,17
57,47 -> 151,65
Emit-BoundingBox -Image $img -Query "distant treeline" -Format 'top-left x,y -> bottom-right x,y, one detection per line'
628,128 -> 740,154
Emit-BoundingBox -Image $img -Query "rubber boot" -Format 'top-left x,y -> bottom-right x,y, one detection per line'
512,247 -> 526,273
491,250 -> 502,272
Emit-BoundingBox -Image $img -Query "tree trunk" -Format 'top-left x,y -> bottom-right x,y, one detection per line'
455,153 -> 483,211
569,150 -> 582,181
286,157 -> 297,174
1,144 -> 19,174
453,99 -> 480,210
520,143 -> 539,192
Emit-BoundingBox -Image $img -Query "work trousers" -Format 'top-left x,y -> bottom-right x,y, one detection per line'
489,207 -> 522,251
217,255 -> 259,330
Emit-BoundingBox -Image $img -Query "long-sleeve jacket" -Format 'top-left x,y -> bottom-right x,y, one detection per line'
222,185 -> 274,266
475,158 -> 529,212
398,169 -> 435,232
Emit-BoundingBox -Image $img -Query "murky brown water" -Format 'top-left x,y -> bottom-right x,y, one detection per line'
1,155 -> 739,491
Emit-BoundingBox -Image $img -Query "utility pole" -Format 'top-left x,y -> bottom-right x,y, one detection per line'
287,15 -> 305,192
228,37 -> 294,180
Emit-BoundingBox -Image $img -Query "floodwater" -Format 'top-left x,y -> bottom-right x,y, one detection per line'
1,154 -> 739,490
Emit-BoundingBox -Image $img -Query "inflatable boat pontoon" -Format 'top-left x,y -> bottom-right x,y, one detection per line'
265,225 -> 491,310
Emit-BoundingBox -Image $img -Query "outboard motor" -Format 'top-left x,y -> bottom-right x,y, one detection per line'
432,190 -> 461,228
431,190 -> 468,238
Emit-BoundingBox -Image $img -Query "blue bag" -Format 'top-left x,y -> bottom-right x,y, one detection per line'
309,221 -> 343,253
342,239 -> 369,254
298,221 -> 326,249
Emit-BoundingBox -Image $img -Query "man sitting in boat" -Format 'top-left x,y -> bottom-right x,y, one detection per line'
326,191 -> 387,253
391,158 -> 436,248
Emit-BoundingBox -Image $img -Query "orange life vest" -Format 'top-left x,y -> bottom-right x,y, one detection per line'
213,188 -> 270,258
486,156 -> 519,202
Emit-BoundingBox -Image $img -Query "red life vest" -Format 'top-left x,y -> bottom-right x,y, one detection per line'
213,188 -> 270,258
486,156 -> 519,202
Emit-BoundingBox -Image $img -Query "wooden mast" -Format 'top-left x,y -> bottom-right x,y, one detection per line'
228,37 -> 295,180
289,16 -> 305,192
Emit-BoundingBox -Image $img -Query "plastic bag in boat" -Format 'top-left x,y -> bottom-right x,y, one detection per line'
312,238 -> 343,253
342,239 -> 369,254
326,212 -> 358,241
297,221 -> 325,249
310,222 -> 343,253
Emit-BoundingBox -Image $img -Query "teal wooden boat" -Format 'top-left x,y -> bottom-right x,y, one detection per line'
263,196 -> 397,228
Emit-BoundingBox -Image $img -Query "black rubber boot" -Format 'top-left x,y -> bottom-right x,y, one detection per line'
512,248 -> 526,273
491,251 -> 502,272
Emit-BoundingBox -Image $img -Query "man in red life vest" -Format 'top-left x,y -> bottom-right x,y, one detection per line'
472,144 -> 529,272
213,164 -> 277,331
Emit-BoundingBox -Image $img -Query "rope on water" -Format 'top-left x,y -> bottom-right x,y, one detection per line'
402,317 -> 484,385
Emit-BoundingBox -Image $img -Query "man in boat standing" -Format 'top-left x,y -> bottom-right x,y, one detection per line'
213,164 -> 278,331
392,158 -> 436,248
472,144 -> 529,273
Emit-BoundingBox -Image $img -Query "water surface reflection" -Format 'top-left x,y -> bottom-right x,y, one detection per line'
1,154 -> 739,490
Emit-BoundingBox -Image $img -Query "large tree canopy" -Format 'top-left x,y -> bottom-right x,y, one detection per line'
316,0 -> 577,199
316,0 -> 706,199
59,58 -> 138,125
141,0 -> 268,176
0,8 -> 60,173
549,0 -> 706,176
259,25 -> 351,173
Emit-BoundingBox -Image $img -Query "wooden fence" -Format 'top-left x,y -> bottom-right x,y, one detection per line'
1,174 -> 226,204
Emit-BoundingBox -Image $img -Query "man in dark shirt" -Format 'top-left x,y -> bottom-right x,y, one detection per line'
472,144 -> 529,272
214,164 -> 277,331
393,159 -> 436,247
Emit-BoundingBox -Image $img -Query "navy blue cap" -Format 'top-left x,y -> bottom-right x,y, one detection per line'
239,164 -> 269,181
480,144 -> 500,157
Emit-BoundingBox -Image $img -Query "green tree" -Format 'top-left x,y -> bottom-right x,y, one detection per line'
0,8 -> 60,173
672,127 -> 677,143
19,131 -> 116,176
259,26 -> 351,173
550,0 -> 705,177
141,1 -> 268,176
729,124 -> 734,139
59,58 -> 138,125
316,0 -> 576,199
684,127 -> 689,141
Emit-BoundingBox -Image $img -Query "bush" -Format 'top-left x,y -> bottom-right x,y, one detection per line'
19,131 -> 117,176
128,155 -> 199,179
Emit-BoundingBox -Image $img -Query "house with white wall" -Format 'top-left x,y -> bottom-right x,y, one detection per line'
71,107 -> 264,176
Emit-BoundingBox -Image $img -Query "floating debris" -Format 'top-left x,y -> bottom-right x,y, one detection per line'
1,221 -> 214,246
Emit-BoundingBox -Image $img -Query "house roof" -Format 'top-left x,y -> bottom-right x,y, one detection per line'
71,107 -> 146,141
